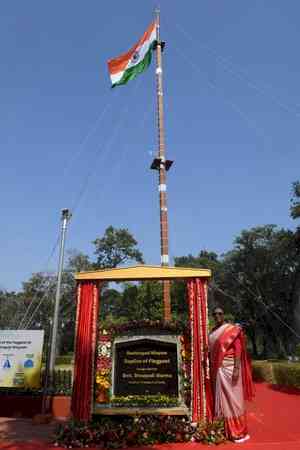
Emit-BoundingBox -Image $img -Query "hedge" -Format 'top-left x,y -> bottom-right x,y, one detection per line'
252,360 -> 300,389
0,369 -> 73,397
54,355 -> 74,365
42,354 -> 74,365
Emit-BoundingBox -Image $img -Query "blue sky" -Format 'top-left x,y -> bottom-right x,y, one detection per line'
1,1 -> 300,291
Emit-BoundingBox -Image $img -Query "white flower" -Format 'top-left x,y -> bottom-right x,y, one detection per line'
100,345 -> 108,356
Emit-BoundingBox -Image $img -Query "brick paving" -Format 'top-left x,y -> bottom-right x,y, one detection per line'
0,418 -> 56,443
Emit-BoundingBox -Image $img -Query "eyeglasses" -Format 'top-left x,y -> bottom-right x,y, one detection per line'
212,312 -> 224,317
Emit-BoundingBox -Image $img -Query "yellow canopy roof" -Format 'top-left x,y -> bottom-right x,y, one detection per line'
75,265 -> 211,282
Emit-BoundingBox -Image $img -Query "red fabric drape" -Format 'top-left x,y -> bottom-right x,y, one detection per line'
72,281 -> 100,421
187,278 -> 213,423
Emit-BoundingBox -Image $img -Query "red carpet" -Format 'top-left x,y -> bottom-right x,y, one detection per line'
0,383 -> 299,450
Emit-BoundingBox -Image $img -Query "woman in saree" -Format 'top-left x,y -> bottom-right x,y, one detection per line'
209,307 -> 255,443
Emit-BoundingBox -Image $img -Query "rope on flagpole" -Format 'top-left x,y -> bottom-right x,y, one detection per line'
17,232 -> 60,329
18,90 -> 121,329
173,21 -> 300,119
19,67 -> 151,330
168,42 -> 271,149
61,89 -> 121,179
76,79 -> 155,229
25,98 -> 152,329
23,278 -> 57,330
70,74 -> 145,216
209,282 -> 300,341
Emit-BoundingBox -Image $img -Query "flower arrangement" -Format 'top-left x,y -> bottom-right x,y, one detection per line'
95,331 -> 112,404
54,416 -> 227,448
96,369 -> 110,391
111,394 -> 179,407
192,419 -> 227,445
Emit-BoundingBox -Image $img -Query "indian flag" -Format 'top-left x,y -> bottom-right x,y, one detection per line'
108,22 -> 157,87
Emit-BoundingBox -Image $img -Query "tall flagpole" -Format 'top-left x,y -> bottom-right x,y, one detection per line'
151,8 -> 173,322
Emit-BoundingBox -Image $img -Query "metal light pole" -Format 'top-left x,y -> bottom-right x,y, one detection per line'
48,208 -> 72,384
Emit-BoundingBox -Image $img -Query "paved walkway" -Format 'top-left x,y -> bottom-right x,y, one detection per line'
0,383 -> 299,449
0,417 -> 56,444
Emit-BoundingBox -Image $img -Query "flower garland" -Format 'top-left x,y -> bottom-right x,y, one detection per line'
180,333 -> 192,406
95,330 -> 112,404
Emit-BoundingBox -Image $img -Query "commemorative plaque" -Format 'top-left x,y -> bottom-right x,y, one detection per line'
113,338 -> 179,396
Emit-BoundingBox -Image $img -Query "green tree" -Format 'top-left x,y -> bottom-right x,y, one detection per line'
136,281 -> 163,320
56,250 -> 94,353
220,225 -> 300,357
0,290 -> 27,329
20,272 -> 56,361
66,249 -> 92,272
20,250 -> 91,355
118,284 -> 139,320
92,226 -> 145,323
100,281 -> 163,323
1,225 -> 145,354
290,181 -> 300,219
93,226 -> 144,269
173,250 -> 225,322
290,181 -> 300,342
100,287 -> 123,321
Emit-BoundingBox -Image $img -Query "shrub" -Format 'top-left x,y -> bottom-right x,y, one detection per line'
0,369 -> 73,397
272,362 -> 300,389
41,368 -> 73,395
252,360 -> 300,389
55,355 -> 74,365
295,344 -> 300,358
252,361 -> 273,383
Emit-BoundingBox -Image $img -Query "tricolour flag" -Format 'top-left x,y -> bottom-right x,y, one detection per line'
107,22 -> 157,87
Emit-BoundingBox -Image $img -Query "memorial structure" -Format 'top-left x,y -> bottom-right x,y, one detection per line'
71,265 -> 213,423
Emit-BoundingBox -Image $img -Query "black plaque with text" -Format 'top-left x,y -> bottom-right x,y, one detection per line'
114,338 -> 178,396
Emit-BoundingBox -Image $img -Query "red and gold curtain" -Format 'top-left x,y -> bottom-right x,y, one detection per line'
72,280 -> 100,421
187,278 -> 213,423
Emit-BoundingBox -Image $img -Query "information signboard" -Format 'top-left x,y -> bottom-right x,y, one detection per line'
114,338 -> 179,396
0,330 -> 44,388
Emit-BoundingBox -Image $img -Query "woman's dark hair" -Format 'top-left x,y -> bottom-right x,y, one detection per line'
213,306 -> 224,314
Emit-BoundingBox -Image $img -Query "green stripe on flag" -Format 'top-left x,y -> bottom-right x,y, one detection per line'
112,45 -> 154,88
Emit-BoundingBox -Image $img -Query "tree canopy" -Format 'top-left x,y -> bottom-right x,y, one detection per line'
93,226 -> 144,269
1,181 -> 300,359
